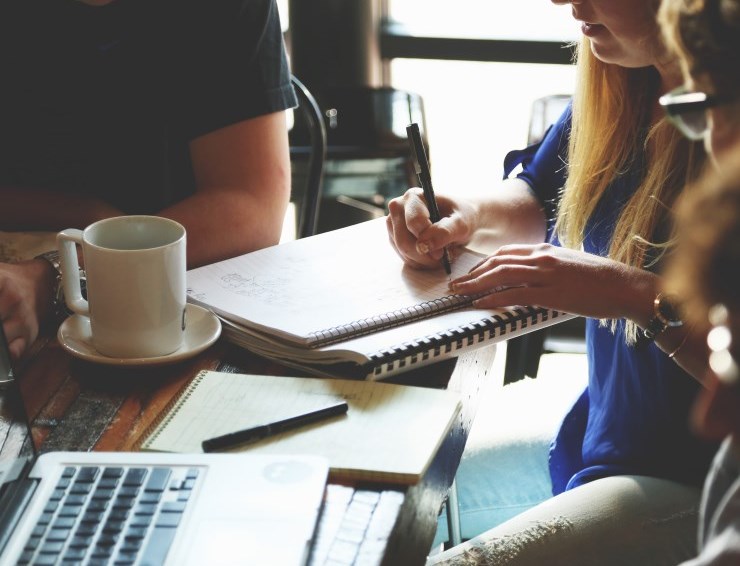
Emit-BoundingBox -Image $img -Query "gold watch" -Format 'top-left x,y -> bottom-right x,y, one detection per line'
643,293 -> 683,340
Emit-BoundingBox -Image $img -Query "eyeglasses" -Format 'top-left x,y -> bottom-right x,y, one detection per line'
707,304 -> 739,386
659,86 -> 737,141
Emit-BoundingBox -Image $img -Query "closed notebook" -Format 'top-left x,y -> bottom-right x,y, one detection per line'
186,218 -> 575,380
139,370 -> 462,485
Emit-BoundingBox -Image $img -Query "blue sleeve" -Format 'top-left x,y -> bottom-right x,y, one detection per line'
503,103 -> 571,240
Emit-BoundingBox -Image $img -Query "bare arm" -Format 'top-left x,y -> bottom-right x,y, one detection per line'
161,111 -> 291,267
451,243 -> 709,384
464,178 -> 549,251
1,110 -> 290,266
0,188 -> 122,231
0,111 -> 292,358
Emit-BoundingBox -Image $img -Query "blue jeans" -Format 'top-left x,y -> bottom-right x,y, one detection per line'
435,371 -> 588,547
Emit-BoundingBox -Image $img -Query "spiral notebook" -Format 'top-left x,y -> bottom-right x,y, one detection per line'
187,218 -> 574,380
139,370 -> 462,485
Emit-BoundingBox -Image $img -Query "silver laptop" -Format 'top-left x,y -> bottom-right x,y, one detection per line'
0,326 -> 329,566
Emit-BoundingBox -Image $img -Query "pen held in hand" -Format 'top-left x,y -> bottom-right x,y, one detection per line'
201,400 -> 349,453
406,122 -> 452,275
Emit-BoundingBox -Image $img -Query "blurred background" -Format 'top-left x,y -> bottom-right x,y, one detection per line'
278,0 -> 577,215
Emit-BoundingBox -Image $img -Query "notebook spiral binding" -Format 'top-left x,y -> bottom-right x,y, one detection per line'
306,293 -> 482,348
138,370 -> 208,450
366,306 -> 559,378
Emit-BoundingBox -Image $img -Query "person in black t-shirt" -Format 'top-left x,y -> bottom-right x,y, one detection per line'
0,0 -> 297,359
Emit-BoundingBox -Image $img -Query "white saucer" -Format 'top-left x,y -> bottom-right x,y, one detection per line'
57,303 -> 222,366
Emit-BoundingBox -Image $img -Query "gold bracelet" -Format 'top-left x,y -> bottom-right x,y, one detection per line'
668,331 -> 690,359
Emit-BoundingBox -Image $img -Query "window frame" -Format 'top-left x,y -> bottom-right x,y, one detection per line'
380,22 -> 576,65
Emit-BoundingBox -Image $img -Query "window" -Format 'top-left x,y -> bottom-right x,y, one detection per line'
390,60 -> 574,196
277,0 -> 289,31
280,1 -> 579,198
386,2 -> 577,195
386,0 -> 578,42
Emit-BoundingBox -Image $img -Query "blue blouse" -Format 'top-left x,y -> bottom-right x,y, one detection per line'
504,105 -> 716,494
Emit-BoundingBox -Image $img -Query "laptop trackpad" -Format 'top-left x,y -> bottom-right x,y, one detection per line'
173,456 -> 327,565
187,519 -> 312,565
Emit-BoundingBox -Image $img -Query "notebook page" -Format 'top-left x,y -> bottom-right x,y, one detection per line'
187,218 -> 485,345
141,371 -> 461,484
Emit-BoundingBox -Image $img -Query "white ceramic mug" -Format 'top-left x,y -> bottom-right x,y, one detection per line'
57,215 -> 187,359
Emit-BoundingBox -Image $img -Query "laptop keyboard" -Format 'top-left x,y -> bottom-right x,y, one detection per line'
18,464 -> 199,566
309,485 -> 404,566
16,464 -> 403,566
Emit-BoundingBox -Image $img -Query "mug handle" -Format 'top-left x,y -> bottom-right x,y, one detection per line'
57,229 -> 89,317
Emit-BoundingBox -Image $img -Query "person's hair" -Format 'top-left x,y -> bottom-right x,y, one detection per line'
666,146 -> 740,325
659,0 -> 740,96
555,39 -> 704,343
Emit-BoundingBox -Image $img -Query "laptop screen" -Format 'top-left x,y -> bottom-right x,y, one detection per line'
0,325 -> 33,467
0,324 -> 13,388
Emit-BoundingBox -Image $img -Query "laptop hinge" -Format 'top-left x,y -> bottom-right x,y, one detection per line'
0,457 -> 30,486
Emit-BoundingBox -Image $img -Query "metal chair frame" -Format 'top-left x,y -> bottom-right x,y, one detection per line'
290,76 -> 327,239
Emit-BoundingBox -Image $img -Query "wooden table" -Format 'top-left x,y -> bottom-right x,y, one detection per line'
3,334 -> 498,566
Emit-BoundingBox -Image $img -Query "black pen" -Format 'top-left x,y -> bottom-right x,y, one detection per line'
406,122 -> 452,275
201,400 -> 349,453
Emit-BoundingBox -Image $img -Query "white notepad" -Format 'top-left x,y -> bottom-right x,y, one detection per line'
140,370 -> 462,485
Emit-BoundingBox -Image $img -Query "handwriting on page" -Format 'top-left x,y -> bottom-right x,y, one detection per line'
186,219 -> 486,341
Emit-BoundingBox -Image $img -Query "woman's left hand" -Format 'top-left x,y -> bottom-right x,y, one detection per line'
450,243 -> 655,322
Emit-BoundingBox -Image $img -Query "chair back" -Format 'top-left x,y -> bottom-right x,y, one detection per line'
290,76 -> 327,239
527,94 -> 571,145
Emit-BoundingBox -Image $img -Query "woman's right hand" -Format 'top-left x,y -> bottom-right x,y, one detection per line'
386,187 -> 478,269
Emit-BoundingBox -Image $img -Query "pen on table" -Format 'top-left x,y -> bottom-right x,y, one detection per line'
201,400 -> 349,453
406,122 -> 452,275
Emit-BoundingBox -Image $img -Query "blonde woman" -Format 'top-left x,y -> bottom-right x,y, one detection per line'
388,0 -> 719,563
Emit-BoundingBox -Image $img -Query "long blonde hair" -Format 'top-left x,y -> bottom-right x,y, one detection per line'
555,41 -> 704,343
